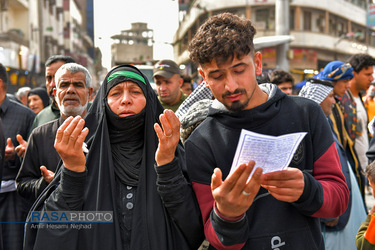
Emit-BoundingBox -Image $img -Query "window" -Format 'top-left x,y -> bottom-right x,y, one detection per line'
254,7 -> 275,30
312,11 -> 325,33
329,16 -> 337,36
303,11 -> 311,31
290,8 -> 295,30
351,23 -> 366,43
336,17 -> 348,37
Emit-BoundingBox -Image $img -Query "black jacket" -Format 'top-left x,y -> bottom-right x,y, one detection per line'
186,84 -> 348,249
16,117 -> 62,201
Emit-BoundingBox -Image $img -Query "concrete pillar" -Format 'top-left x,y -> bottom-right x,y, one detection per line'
295,6 -> 301,30
275,0 -> 290,71
246,6 -> 251,20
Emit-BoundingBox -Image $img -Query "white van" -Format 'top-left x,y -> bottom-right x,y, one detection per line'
135,65 -> 157,92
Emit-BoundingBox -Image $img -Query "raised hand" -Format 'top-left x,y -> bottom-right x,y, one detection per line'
154,109 -> 180,166
261,167 -> 305,203
211,161 -> 263,218
54,116 -> 89,172
40,166 -> 55,184
5,138 -> 15,161
15,134 -> 27,158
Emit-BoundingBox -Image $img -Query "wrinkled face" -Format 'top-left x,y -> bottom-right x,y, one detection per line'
19,95 -> 28,105
333,79 -> 350,97
46,61 -> 65,98
199,52 -> 263,112
107,81 -> 146,117
155,74 -> 182,105
354,66 -> 374,92
28,95 -> 44,114
277,82 -> 293,95
54,70 -> 92,119
320,91 -> 336,116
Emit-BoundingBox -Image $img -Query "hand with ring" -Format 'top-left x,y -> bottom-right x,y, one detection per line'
154,109 -> 180,166
211,161 -> 263,218
242,190 -> 251,196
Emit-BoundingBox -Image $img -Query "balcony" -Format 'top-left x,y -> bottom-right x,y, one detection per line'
0,29 -> 29,47
8,0 -> 28,10
290,30 -> 374,55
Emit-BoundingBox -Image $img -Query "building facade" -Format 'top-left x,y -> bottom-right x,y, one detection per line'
0,0 -> 97,93
111,22 -> 154,66
175,0 -> 375,83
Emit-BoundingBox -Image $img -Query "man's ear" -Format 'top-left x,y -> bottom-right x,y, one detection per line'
88,87 -> 94,100
254,52 -> 263,76
198,68 -> 205,79
178,77 -> 183,88
198,68 -> 209,87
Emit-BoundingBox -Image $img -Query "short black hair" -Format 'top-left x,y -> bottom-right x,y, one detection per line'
348,54 -> 375,73
45,55 -> 75,67
182,74 -> 192,83
0,63 -> 8,90
182,81 -> 193,89
270,70 -> 294,85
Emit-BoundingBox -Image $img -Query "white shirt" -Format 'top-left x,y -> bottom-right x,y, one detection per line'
353,96 -> 369,170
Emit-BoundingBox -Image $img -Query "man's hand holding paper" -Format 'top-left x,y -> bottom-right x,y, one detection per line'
230,129 -> 307,176
228,129 -> 307,203
261,167 -> 305,202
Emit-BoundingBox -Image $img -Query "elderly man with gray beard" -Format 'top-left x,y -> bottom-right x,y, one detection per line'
16,63 -> 93,202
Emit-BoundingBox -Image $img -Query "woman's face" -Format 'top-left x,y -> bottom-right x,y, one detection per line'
28,94 -> 44,114
107,81 -> 146,117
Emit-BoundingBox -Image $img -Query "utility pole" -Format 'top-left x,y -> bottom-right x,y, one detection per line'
38,1 -> 44,63
275,0 -> 289,71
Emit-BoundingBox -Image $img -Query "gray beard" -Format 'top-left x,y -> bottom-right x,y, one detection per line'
60,102 -> 87,117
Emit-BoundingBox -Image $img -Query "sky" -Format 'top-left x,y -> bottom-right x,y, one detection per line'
93,0 -> 179,70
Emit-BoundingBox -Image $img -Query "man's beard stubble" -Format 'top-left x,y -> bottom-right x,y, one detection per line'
222,88 -> 251,112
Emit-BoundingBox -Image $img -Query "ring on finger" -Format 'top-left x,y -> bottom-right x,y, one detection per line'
166,134 -> 172,138
242,190 -> 251,196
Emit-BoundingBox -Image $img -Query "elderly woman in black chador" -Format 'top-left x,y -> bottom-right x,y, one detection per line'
24,65 -> 204,249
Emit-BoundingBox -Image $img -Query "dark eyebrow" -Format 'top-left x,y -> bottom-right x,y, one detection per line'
207,62 -> 247,77
231,62 -> 246,69
58,80 -> 69,85
207,69 -> 223,77
58,81 -> 85,87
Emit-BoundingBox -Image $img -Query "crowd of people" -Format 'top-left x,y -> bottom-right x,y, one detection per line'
0,12 -> 375,249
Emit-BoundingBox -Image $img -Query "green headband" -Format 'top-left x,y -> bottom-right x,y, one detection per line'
107,70 -> 146,85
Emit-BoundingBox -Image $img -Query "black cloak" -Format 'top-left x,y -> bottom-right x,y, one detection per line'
23,65 -> 204,249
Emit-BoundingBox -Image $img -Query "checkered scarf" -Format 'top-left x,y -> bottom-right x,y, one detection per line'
299,80 -> 333,104
175,82 -> 213,119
